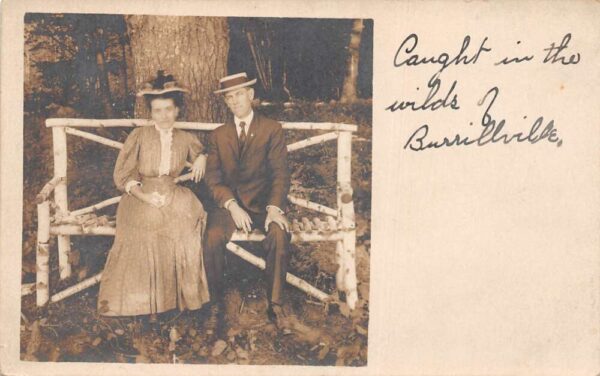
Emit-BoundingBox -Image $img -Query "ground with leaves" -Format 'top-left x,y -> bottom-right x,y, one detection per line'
21,100 -> 372,366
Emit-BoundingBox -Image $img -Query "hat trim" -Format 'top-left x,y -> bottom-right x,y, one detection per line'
219,72 -> 248,83
214,79 -> 257,94
136,87 -> 189,97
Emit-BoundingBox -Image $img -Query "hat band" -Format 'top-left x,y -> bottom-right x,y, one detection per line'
220,76 -> 251,90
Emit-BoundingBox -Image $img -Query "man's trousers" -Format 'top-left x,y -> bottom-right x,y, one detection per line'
203,207 -> 291,306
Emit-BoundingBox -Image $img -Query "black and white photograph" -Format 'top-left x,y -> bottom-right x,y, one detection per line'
20,13 -> 373,365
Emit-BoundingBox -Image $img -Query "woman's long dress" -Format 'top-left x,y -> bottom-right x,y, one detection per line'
98,125 -> 210,316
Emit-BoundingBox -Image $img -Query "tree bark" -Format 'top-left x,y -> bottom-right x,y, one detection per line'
119,35 -> 129,97
340,19 -> 364,103
125,16 -> 230,122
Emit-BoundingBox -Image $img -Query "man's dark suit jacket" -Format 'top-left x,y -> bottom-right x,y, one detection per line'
205,113 -> 290,215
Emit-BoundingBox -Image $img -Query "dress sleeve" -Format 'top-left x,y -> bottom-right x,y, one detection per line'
113,128 -> 142,192
187,132 -> 205,161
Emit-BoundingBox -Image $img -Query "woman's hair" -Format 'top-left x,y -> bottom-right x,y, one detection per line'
144,91 -> 185,111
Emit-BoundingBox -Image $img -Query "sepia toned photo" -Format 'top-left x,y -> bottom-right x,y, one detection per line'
21,13 -> 373,366
4,1 -> 598,375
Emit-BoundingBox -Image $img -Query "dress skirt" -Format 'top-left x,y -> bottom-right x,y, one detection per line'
98,176 -> 210,316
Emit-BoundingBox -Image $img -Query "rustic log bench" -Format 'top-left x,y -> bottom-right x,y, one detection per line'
30,119 -> 359,310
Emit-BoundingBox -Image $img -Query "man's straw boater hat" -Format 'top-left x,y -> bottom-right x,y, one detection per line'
214,72 -> 257,94
136,70 -> 189,97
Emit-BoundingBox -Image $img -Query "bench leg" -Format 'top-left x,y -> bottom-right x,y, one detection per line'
336,131 -> 359,309
36,201 -> 50,306
336,232 -> 358,310
343,231 -> 358,310
335,240 -> 346,298
53,127 -> 71,280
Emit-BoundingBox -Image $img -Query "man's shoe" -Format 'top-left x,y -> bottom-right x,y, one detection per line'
215,301 -> 228,340
203,301 -> 227,342
202,303 -> 218,342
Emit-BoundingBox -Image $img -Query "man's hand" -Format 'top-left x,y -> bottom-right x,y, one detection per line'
190,154 -> 207,183
227,201 -> 253,233
265,207 -> 289,232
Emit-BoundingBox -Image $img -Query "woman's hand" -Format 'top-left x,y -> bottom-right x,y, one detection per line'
190,154 -> 207,183
138,192 -> 166,208
146,192 -> 166,208
130,185 -> 166,208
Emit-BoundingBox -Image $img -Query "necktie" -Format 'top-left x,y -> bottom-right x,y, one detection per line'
239,121 -> 247,150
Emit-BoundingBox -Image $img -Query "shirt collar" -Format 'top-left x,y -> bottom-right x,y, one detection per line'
234,110 -> 254,128
154,123 -> 174,134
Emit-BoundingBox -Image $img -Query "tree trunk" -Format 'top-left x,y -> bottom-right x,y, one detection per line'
125,16 -> 230,122
340,19 -> 364,104
119,35 -> 129,97
95,28 -> 114,118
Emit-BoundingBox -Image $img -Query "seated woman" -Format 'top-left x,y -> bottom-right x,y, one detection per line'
98,71 -> 209,317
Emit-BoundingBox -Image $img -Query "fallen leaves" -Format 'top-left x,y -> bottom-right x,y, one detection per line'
338,301 -> 351,318
24,320 -> 41,361
168,327 -> 181,352
191,342 -> 201,352
211,339 -> 228,357
226,349 -> 236,361
247,329 -> 258,351
335,340 -> 361,366
48,346 -> 61,362
235,346 -> 249,360
169,327 -> 181,343
317,343 -> 330,360
355,325 -> 368,336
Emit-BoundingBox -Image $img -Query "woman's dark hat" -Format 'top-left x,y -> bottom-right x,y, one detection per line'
136,70 -> 189,97
214,72 -> 257,94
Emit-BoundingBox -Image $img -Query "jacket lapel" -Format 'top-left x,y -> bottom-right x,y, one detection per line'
223,121 -> 240,161
240,114 -> 259,161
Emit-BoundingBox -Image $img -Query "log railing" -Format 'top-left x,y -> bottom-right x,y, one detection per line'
31,119 -> 359,310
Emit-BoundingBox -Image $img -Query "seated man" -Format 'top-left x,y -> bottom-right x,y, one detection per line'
203,72 -> 291,337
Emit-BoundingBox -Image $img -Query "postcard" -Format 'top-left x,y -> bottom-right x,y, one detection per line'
1,0 -> 598,375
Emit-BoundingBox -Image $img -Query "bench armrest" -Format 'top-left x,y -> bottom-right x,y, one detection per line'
35,176 -> 64,204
